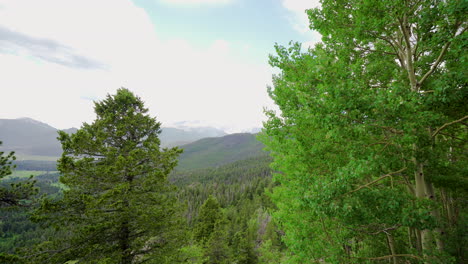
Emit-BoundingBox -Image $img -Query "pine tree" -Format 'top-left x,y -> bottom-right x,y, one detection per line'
0,141 -> 37,208
203,217 -> 230,264
0,142 -> 37,263
194,195 -> 223,244
231,230 -> 258,264
29,88 -> 183,264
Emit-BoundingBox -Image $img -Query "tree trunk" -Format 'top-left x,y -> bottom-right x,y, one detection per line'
425,182 -> 444,251
120,169 -> 133,264
414,161 -> 429,253
120,221 -> 132,264
386,232 -> 398,264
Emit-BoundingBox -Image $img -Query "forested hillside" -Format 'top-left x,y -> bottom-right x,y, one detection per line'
1,155 -> 280,263
176,133 -> 265,170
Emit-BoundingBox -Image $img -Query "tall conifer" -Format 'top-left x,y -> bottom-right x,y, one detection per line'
30,88 -> 183,264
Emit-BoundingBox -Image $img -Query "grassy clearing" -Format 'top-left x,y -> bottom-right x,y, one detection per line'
6,170 -> 55,179
14,154 -> 59,161
51,181 -> 68,190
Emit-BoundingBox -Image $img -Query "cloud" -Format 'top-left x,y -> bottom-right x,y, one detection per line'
0,26 -> 106,69
280,0 -> 321,48
281,0 -> 320,32
159,0 -> 233,6
0,0 -> 274,132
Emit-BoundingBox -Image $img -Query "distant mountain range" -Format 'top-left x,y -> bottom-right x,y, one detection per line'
0,118 -> 226,157
159,127 -> 226,147
0,118 -> 266,170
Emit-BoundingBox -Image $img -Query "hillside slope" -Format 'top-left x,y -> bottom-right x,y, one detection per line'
176,133 -> 266,170
171,154 -> 271,185
0,118 -> 63,156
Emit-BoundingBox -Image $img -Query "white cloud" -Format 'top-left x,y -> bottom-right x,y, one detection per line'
159,0 -> 233,6
0,0 -> 274,133
280,0 -> 322,48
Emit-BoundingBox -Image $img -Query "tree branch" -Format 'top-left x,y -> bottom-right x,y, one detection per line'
418,41 -> 451,86
418,24 -> 466,86
432,115 -> 468,138
354,254 -> 422,261
343,168 -> 407,197
375,125 -> 404,135
22,245 -> 74,259
438,132 -> 466,141
399,15 -> 418,91
352,224 -> 402,235
377,35 -> 406,67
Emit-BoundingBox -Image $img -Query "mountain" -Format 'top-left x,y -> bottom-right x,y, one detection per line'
0,118 -> 64,156
0,118 -> 226,158
160,126 -> 226,147
175,133 -> 266,170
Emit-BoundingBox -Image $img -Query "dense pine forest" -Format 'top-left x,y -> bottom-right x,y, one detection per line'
1,148 -> 279,263
1,0 -> 467,263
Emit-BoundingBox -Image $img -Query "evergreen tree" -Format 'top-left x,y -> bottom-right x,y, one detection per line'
231,230 -> 258,264
203,217 -> 230,264
29,88 -> 183,263
0,141 -> 37,208
0,142 -> 37,264
194,195 -> 223,243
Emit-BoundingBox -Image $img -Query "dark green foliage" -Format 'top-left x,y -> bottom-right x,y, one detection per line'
173,154 -> 280,263
204,217 -> 231,264
0,171 -> 62,259
0,141 -> 37,208
173,156 -> 273,226
231,230 -> 258,264
194,195 -> 224,243
3,153 -> 280,263
172,155 -> 271,185
0,141 -> 38,262
28,88 -> 184,263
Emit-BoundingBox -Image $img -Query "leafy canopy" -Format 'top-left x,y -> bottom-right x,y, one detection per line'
260,0 -> 467,263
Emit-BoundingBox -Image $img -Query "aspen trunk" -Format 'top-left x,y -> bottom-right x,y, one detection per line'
386,232 -> 398,264
415,227 -> 422,254
425,181 -> 444,251
414,161 -> 429,253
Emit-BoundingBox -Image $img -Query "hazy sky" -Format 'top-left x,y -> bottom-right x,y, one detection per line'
0,0 -> 320,133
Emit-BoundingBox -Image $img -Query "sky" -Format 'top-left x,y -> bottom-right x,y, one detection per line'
0,0 -> 320,133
